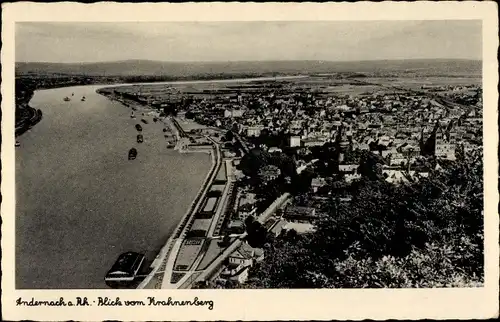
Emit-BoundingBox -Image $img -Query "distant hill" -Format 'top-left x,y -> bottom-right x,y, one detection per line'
15,59 -> 482,78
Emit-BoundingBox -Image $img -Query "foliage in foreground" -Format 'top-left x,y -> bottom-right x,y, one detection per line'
242,150 -> 484,288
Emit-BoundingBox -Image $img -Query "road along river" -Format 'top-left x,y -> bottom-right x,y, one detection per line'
15,75 -> 306,289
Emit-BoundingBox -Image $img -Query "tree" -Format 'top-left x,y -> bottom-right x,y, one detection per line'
290,167 -> 314,195
284,229 -> 299,241
244,215 -> 255,233
225,130 -> 234,142
219,234 -> 232,247
246,221 -> 268,248
358,151 -> 384,181
242,150 -> 484,288
331,237 -> 483,288
238,148 -> 271,177
271,153 -> 297,178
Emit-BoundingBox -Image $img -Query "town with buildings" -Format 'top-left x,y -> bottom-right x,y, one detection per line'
97,73 -> 483,289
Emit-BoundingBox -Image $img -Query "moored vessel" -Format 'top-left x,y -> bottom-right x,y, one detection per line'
128,148 -> 137,160
105,252 -> 145,288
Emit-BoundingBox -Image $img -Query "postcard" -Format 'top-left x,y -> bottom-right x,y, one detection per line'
1,2 -> 498,321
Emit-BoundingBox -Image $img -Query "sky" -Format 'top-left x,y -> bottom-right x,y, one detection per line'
15,21 -> 482,63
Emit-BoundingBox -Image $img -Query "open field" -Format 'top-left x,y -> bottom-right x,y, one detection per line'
360,76 -> 481,87
174,239 -> 205,271
105,73 -> 481,101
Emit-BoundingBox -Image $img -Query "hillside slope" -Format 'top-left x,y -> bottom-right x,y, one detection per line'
15,59 -> 482,77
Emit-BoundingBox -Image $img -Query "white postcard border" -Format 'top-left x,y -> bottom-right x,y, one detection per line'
1,2 -> 498,321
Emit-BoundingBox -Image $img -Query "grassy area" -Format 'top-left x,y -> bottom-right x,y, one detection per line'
174,239 -> 205,271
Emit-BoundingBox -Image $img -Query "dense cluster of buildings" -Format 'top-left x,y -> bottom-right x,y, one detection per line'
198,81 -> 482,286
108,78 -> 483,288
187,81 -> 481,171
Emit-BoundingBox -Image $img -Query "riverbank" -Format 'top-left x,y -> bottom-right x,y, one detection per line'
15,106 -> 43,137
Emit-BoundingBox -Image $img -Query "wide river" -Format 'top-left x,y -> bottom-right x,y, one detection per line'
14,83 -> 215,289
15,75 -> 306,289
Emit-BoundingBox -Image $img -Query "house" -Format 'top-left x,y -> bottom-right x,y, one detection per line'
220,264 -> 250,284
302,138 -> 326,147
389,152 -> 408,166
311,177 -> 327,193
247,126 -> 263,137
228,220 -> 245,234
237,193 -> 258,221
283,206 -> 317,224
338,164 -> 359,173
290,135 -> 301,147
228,242 -> 264,267
382,170 -> 429,184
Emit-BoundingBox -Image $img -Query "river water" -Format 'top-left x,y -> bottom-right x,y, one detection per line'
15,75 -> 307,289
15,84 -> 211,289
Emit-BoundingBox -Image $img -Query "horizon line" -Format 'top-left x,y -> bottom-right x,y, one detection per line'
15,58 -> 482,65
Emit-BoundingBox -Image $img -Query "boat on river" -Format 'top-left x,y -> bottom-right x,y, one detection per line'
166,139 -> 176,149
135,124 -> 142,132
128,148 -> 137,160
137,134 -> 143,143
81,96 -> 86,102
63,97 -> 70,102
105,252 -> 145,287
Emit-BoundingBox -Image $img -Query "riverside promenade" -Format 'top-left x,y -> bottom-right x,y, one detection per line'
137,119 -> 220,289
137,115 -> 292,289
160,136 -> 226,289
186,192 -> 292,288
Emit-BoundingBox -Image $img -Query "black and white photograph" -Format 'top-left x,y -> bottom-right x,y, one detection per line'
1,2 -> 498,321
